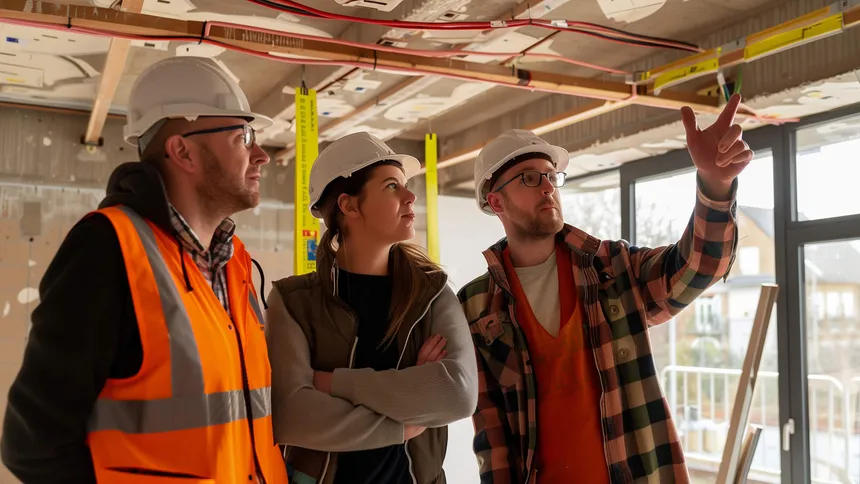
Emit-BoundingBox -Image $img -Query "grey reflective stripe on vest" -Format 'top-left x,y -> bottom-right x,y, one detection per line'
88,206 -> 271,434
118,205 -> 204,397
249,291 -> 264,325
89,387 -> 272,434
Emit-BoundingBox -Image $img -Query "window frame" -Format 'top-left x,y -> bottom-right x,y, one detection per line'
598,101 -> 860,484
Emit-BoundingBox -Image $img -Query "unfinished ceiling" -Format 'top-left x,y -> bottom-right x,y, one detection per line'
0,0 -> 857,194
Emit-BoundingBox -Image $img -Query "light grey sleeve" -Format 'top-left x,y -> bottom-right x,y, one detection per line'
330,285 -> 479,427
265,287 -> 406,452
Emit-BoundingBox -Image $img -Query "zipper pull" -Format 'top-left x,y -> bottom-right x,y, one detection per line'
330,263 -> 337,296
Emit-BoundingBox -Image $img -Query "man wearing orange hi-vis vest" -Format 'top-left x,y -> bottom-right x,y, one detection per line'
1,57 -> 289,484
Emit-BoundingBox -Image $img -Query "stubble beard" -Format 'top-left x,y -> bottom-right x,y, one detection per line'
197,146 -> 259,217
503,193 -> 564,241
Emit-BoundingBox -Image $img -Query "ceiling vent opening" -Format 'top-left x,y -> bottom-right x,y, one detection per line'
332,0 -> 405,13
131,39 -> 170,51
377,38 -> 407,48
438,11 -> 468,21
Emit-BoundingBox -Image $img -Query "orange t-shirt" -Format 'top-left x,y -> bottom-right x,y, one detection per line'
502,242 -> 610,484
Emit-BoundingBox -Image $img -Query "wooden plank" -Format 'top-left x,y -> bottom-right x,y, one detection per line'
640,2 -> 860,83
84,39 -> 131,144
0,0 -> 720,112
717,284 -> 779,483
84,0 -> 145,145
415,98 -> 634,175
735,424 -> 764,484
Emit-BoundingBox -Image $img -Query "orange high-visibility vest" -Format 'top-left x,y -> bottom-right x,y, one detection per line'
85,205 -> 289,484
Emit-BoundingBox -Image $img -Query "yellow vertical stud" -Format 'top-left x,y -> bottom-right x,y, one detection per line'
425,133 -> 440,264
294,86 -> 320,275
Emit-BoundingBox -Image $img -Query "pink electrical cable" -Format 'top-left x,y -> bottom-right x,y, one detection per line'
202,20 -> 630,76
252,0 -> 703,53
15,17 -> 625,100
0,17 -> 783,124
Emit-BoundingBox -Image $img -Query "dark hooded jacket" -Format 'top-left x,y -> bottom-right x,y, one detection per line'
0,162 -> 191,483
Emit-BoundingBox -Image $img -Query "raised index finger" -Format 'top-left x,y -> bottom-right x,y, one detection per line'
713,93 -> 742,132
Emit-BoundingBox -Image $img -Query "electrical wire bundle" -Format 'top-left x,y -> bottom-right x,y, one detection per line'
248,0 -> 703,53
0,0 -> 732,108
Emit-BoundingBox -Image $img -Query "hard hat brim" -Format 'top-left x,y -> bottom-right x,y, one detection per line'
309,153 -> 421,219
124,108 -> 274,147
477,143 -> 570,215
249,112 -> 275,131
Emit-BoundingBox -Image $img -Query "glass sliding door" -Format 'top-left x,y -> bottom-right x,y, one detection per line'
791,110 -> 860,484
801,239 -> 860,483
632,153 -> 781,482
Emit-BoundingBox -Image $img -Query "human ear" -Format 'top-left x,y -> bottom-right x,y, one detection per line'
338,193 -> 359,218
164,136 -> 196,174
486,192 -> 505,214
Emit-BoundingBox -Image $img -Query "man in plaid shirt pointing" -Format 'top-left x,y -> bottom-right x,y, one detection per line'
458,93 -> 751,483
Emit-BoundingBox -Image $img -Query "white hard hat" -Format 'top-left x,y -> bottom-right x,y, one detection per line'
309,132 -> 420,219
474,129 -> 570,215
124,56 -> 273,147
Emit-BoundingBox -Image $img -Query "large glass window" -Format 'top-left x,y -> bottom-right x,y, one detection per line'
560,170 -> 621,241
633,154 -> 781,482
796,113 -> 860,221
803,239 -> 860,483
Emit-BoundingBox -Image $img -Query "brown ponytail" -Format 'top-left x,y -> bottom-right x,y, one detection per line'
315,221 -> 339,278
383,242 -> 441,347
314,160 -> 442,349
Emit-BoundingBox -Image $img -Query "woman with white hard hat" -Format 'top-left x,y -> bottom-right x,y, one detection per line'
264,132 -> 478,484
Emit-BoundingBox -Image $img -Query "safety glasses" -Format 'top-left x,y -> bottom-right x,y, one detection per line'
493,170 -> 567,192
181,124 -> 256,148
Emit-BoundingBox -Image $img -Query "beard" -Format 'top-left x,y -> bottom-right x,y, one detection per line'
502,192 -> 564,240
196,146 -> 259,216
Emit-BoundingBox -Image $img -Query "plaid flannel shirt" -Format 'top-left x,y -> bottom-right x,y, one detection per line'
169,205 -> 236,315
458,176 -> 739,484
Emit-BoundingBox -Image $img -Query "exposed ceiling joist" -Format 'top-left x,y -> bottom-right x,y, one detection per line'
258,0 -> 485,147
632,1 -> 860,91
199,30 -> 712,109
254,66 -> 356,120
83,0 -> 143,146
430,0 -> 860,175
273,0 -> 572,163
274,76 -> 421,164
0,1 -> 725,117
252,19 -> 390,141
416,98 -> 636,174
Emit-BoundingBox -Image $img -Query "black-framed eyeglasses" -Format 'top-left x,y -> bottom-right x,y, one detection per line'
182,124 -> 256,148
493,170 -> 567,192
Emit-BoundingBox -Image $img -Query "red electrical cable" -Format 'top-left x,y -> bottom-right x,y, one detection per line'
202,20 -> 630,76
0,17 -> 788,125
0,17 -> 626,101
251,0 -> 703,52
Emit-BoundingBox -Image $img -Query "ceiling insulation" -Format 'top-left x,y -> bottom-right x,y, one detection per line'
0,0 -> 852,191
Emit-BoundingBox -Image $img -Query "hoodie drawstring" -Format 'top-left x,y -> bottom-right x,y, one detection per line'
176,237 -> 193,292
331,260 -> 338,297
251,258 -> 268,310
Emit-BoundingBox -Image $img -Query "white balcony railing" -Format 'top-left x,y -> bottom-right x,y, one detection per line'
661,365 -> 860,484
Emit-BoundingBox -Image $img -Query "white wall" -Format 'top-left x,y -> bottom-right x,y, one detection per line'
437,195 -> 507,291
436,195 -> 507,484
